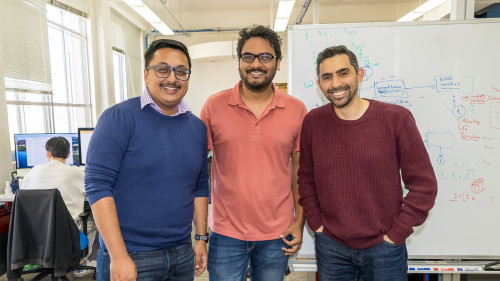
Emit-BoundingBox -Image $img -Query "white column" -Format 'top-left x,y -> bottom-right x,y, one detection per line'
313,0 -> 319,24
451,0 -> 465,19
270,0 -> 274,30
0,39 -> 14,182
465,0 -> 475,19
451,0 -> 475,20
88,0 -> 115,119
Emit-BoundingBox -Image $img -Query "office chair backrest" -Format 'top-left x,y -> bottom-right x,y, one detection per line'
7,189 -> 82,279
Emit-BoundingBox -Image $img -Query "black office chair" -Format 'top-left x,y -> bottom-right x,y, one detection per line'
6,189 -> 96,281
79,202 -> 93,260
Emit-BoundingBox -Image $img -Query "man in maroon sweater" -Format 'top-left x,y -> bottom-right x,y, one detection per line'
298,45 -> 438,281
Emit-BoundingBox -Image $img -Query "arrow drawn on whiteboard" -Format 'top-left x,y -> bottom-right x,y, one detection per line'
405,85 -> 435,90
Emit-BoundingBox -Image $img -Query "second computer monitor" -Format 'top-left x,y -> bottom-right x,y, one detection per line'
78,128 -> 94,166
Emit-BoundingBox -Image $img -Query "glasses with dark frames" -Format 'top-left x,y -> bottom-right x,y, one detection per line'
146,64 -> 191,81
239,52 -> 277,63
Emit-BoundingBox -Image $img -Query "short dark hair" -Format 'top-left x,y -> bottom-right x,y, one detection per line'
237,25 -> 282,61
45,137 -> 70,159
316,45 -> 359,77
144,39 -> 191,69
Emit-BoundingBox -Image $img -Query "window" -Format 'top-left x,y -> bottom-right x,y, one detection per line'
46,4 -> 92,131
2,1 -> 92,149
113,48 -> 127,103
111,10 -> 143,102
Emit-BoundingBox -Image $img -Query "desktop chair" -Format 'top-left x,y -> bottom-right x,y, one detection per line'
6,189 -> 96,281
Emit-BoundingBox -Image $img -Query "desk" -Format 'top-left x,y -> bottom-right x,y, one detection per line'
0,193 -> 15,203
0,193 -> 88,204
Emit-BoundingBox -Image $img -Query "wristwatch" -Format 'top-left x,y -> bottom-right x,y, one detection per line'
195,233 -> 209,241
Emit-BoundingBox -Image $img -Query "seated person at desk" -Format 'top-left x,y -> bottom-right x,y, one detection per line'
20,136 -> 96,277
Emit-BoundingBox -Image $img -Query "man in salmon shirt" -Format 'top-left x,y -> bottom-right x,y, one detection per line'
200,25 -> 307,281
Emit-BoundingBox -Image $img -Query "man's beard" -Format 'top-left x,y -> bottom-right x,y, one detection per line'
239,67 -> 277,92
326,85 -> 358,108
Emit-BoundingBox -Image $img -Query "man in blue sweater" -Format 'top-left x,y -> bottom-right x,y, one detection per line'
85,39 -> 209,281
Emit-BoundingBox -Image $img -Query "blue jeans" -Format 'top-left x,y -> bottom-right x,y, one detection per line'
207,232 -> 290,281
97,243 -> 194,281
315,233 -> 408,281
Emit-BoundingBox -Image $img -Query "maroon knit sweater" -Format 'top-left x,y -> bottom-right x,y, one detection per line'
298,99 -> 437,249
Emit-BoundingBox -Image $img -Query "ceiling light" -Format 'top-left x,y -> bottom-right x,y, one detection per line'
274,18 -> 289,32
123,0 -> 174,35
274,0 -> 295,32
152,22 -> 173,36
397,0 -> 448,21
134,6 -> 161,23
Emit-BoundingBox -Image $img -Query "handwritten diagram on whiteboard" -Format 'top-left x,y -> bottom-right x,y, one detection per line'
289,20 -> 500,258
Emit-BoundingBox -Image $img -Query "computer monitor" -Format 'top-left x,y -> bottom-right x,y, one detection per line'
14,133 -> 79,169
78,128 -> 94,166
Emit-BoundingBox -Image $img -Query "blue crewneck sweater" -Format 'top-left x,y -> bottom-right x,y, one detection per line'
85,97 -> 208,252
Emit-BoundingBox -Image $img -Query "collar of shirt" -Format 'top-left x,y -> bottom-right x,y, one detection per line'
140,87 -> 191,116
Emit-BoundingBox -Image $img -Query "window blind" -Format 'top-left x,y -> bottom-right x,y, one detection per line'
0,0 -> 52,93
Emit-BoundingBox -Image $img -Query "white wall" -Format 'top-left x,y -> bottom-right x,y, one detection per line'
149,6 -> 272,31
187,59 -> 240,116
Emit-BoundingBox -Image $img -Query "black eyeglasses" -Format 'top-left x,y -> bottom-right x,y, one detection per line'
239,52 -> 277,63
146,64 -> 191,81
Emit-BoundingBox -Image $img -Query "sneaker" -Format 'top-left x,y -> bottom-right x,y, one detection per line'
73,260 -> 96,278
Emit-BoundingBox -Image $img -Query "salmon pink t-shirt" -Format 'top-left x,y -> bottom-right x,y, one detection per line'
200,81 -> 307,241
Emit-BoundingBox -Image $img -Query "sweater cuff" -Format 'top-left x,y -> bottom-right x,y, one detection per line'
305,217 -> 323,233
387,223 -> 413,245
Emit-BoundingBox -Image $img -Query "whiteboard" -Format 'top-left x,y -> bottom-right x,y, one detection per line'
288,20 -> 500,258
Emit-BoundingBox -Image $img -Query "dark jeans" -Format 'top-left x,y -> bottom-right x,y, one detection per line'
315,233 -> 408,281
97,243 -> 194,281
207,232 -> 289,281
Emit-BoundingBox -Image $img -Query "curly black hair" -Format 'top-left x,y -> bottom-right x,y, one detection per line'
236,25 -> 282,60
